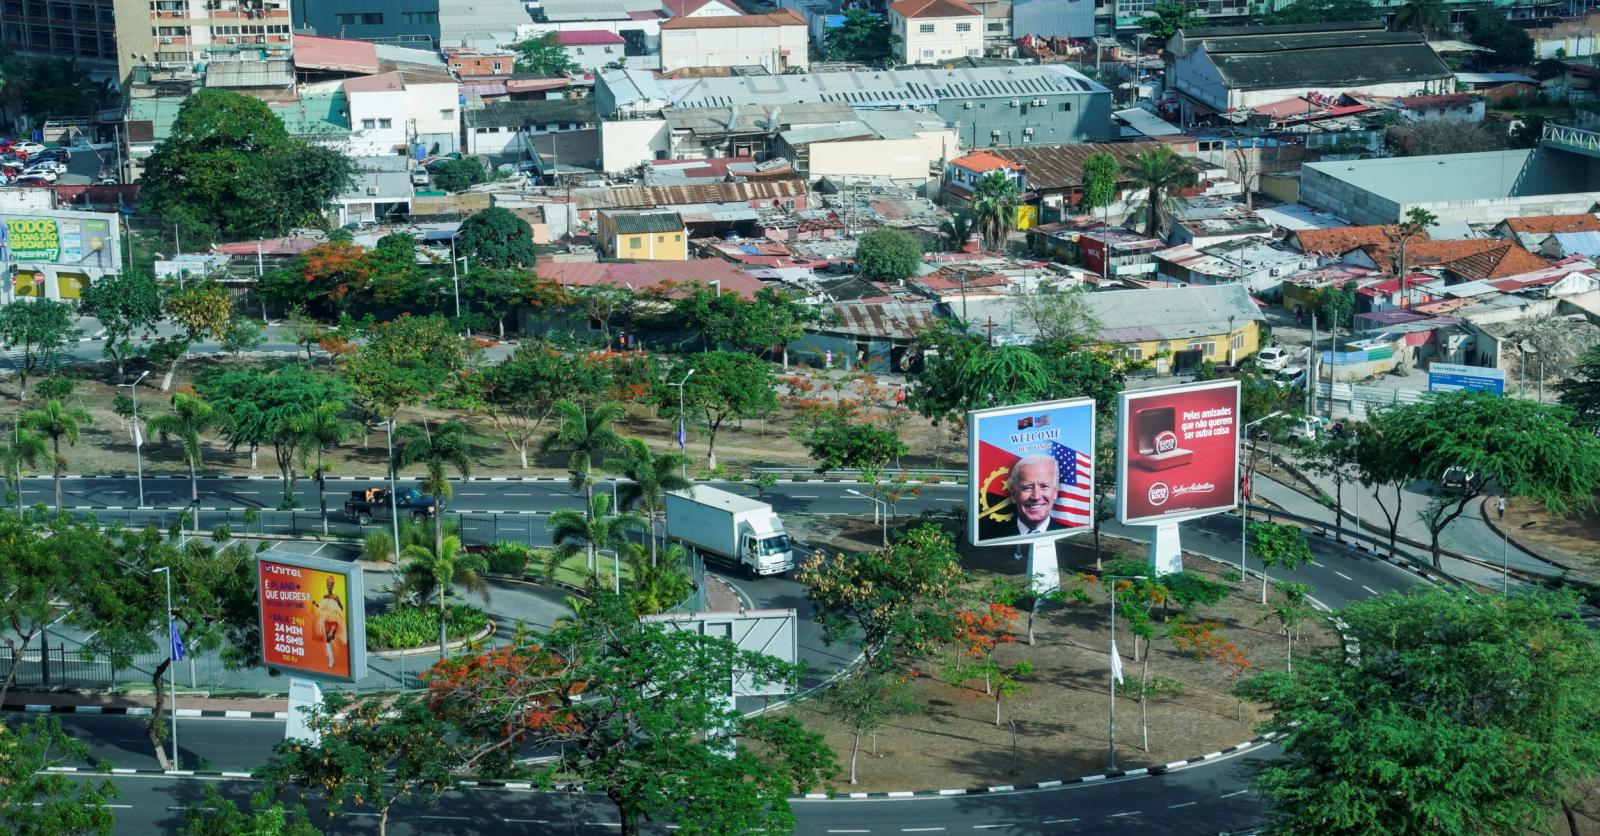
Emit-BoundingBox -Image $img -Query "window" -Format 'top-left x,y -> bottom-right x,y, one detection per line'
955,21 -> 971,31
1059,102 -> 1071,111
918,23 -> 934,32
1119,346 -> 1143,361
1230,332 -> 1245,350
493,62 -> 504,72
674,233 -> 682,241
987,21 -> 1003,30
1191,340 -> 1217,357
402,10 -> 438,23
378,118 -> 392,128
334,11 -> 383,25
921,49 -> 933,58
628,236 -> 642,249
439,108 -> 454,119
361,118 -> 376,129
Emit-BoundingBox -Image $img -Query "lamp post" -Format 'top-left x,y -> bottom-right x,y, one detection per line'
668,368 -> 696,480
846,489 -> 887,546
449,236 -> 467,334
117,370 -> 151,508
598,548 -> 621,595
1105,573 -> 1146,771
151,566 -> 178,770
1496,496 -> 1509,595
385,419 -> 400,557
1240,412 -> 1284,573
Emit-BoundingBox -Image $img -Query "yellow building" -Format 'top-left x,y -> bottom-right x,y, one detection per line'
1083,283 -> 1263,374
597,210 -> 688,261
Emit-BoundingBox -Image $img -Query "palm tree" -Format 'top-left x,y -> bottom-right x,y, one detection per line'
625,541 -> 694,617
539,400 -> 625,511
291,401 -> 361,534
938,213 -> 976,252
971,172 -> 1023,252
395,421 -> 473,558
0,420 -> 47,516
607,437 -> 688,566
1392,0 -> 1449,36
396,534 -> 490,658
23,400 -> 91,512
1126,146 -> 1196,238
145,393 -> 215,523
545,493 -> 645,577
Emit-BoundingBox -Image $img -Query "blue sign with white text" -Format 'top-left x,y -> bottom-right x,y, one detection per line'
1428,362 -> 1505,395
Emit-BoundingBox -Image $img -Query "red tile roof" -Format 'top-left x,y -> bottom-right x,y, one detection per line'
554,30 -> 627,46
660,9 -> 804,28
889,0 -> 980,17
294,34 -> 380,75
950,150 -> 1024,174
1358,239 -> 1551,280
535,258 -> 765,298
663,0 -> 739,15
1501,213 -> 1600,234
1291,224 -> 1415,255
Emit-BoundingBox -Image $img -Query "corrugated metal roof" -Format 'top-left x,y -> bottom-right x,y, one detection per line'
819,300 -> 940,339
992,141 -> 1164,192
660,65 -> 1106,109
604,210 -> 685,233
577,178 -> 807,210
1084,284 -> 1263,343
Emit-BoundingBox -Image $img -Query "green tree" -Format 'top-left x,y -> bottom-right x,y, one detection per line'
606,436 -> 689,565
1352,407 -> 1411,558
1290,429 -> 1359,540
1509,113 -> 1547,149
432,156 -> 488,193
0,421 -> 47,515
181,787 -> 321,836
1391,207 -> 1438,281
1310,279 -> 1358,342
139,89 -> 354,243
972,171 -> 1022,251
939,213 -> 975,252
146,392 -> 217,520
660,352 -> 777,469
289,400 -> 361,534
1011,283 -> 1101,346
1126,145 -> 1195,237
823,7 -> 898,62
456,207 -> 537,269
819,668 -> 921,784
539,398 -> 625,514
546,493 -> 646,579
23,399 -> 90,511
77,269 -> 162,381
428,593 -> 836,836
1467,7 -> 1533,64
802,416 -> 907,473
798,523 -> 967,667
909,327 -> 1053,421
1247,521 -> 1311,604
1238,586 -> 1600,834
195,364 -> 350,505
1392,0 -> 1449,35
510,32 -> 581,74
158,281 -> 233,390
1556,343 -> 1600,430
0,297 -> 75,400
1387,392 -> 1600,569
1259,580 -> 1313,673
0,716 -> 119,836
393,419 -> 473,556
569,285 -> 635,344
1078,151 -> 1121,215
458,267 -> 555,338
1143,0 -> 1205,41
1265,0 -> 1373,23
395,534 -> 490,657
220,315 -> 267,356
467,341 -> 572,469
339,314 -> 474,428
854,228 -> 923,282
669,284 -> 819,354
264,692 -> 462,836
0,514 -> 108,706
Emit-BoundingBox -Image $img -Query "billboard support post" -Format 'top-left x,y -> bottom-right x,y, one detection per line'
286,678 -> 325,744
1026,539 -> 1059,595
1147,521 -> 1182,576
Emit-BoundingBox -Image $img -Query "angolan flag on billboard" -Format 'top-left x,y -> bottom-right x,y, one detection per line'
977,439 -> 1092,528
968,397 -> 1096,548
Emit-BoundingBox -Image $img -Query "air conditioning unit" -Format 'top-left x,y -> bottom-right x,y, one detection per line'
1009,98 -> 1019,107
963,101 -> 973,109
366,185 -> 379,195
991,128 -> 1001,136
159,36 -> 173,43
1032,98 -> 1046,106
226,36 -> 236,42
1022,127 -> 1033,135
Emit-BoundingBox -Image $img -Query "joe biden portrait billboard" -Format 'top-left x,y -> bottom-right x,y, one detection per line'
968,397 -> 1096,547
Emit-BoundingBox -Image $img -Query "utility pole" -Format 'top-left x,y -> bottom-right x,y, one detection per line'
1307,312 -> 1317,419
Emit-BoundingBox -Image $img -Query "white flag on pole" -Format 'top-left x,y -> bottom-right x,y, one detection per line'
131,422 -> 143,449
1110,640 -> 1124,685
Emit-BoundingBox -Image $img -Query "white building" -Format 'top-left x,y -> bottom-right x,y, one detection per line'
888,0 -> 983,66
663,0 -> 745,17
556,30 -> 629,70
343,73 -> 409,158
659,10 -> 809,73
466,98 -> 599,157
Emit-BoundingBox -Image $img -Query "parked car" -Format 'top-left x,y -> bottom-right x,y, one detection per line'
10,142 -> 46,156
1441,466 -> 1480,493
24,161 -> 65,175
1256,345 -> 1294,371
1271,365 -> 1307,389
14,171 -> 56,185
94,176 -> 119,186
32,148 -> 69,162
1287,415 -> 1326,441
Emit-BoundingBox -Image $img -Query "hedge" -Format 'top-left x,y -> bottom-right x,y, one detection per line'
365,603 -> 490,650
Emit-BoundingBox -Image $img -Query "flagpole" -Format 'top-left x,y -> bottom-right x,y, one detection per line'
153,566 -> 178,770
1106,573 -> 1146,771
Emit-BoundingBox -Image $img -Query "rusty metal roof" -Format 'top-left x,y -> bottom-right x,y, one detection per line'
993,141 -> 1167,193
576,178 -> 808,210
818,300 -> 940,340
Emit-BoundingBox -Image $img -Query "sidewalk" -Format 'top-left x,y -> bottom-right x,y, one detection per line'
4,690 -> 287,717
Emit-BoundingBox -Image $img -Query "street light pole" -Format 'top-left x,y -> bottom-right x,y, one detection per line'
1497,496 -> 1508,595
152,566 -> 178,770
385,419 -> 400,556
847,489 -> 887,546
118,370 -> 151,508
1240,412 -> 1284,573
1105,573 -> 1146,771
668,368 -> 696,481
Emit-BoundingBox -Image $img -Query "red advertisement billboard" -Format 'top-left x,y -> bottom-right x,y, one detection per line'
257,553 -> 367,682
1115,380 -> 1240,525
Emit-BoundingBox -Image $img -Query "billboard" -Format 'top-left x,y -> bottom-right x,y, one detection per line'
968,397 -> 1096,547
1116,379 -> 1240,526
1428,362 -> 1505,395
0,211 -> 120,270
257,552 -> 367,682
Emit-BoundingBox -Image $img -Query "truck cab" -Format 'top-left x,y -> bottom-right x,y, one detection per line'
740,529 -> 794,576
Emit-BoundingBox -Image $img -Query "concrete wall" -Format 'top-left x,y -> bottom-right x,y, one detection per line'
565,42 -> 626,70
407,81 -> 462,155
807,129 -> 957,180
660,23 -> 808,72
937,88 -> 1111,147
1010,0 -> 1093,39
893,11 -> 984,64
347,88 -> 408,156
601,118 -> 670,173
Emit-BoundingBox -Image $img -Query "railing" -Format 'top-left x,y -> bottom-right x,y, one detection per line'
1541,122 -> 1600,151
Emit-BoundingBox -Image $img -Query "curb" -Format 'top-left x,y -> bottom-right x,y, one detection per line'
5,703 -> 287,720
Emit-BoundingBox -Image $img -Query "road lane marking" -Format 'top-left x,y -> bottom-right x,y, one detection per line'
1168,801 -> 1197,809
1108,812 -> 1140,817
1334,571 -> 1352,580
1221,789 -> 1249,798
792,494 -> 818,499
1308,559 -> 1324,567
502,819 -> 550,824
1042,819 -> 1078,824
902,829 -> 945,832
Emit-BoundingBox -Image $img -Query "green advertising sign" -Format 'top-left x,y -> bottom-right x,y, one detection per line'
5,218 -> 59,262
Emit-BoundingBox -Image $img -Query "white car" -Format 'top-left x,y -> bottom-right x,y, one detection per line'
24,161 -> 65,175
1272,365 -> 1307,388
15,170 -> 56,184
1257,346 -> 1292,371
10,142 -> 46,157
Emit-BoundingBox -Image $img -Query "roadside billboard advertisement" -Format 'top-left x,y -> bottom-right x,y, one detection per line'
257,552 -> 367,682
0,211 -> 119,269
1116,379 -> 1240,526
968,397 -> 1096,547
1427,362 -> 1505,395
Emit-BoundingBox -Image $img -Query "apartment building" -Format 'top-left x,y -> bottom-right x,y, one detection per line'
112,0 -> 292,83
1,0 -> 118,75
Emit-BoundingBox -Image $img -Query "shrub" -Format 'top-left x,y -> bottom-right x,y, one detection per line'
365,603 -> 489,650
363,530 -> 394,565
486,542 -> 534,576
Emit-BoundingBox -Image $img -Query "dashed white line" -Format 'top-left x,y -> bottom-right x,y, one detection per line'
1168,801 -> 1198,809
1333,571 -> 1353,580
827,830 -> 871,834
1108,811 -> 1140,818
1362,585 -> 1379,595
1042,819 -> 1078,825
902,828 -> 945,832
501,819 -> 551,825
1221,789 -> 1250,798
1308,559 -> 1325,567
973,825 -> 1011,830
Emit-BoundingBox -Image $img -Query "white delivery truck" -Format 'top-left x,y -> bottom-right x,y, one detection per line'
664,486 -> 795,577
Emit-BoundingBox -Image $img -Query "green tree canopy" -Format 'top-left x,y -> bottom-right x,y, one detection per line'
0,716 -> 119,836
823,8 -> 898,63
1078,151 -> 1121,214
77,269 -> 162,380
803,416 -> 908,473
456,207 -> 537,269
432,156 -> 488,193
971,171 -> 1022,251
1127,145 -> 1195,237
1239,586 -> 1600,834
1467,7 -> 1534,65
658,351 -> 777,468
510,32 -> 581,74
0,297 -> 76,399
1556,342 -> 1600,429
1264,0 -> 1375,24
140,89 -> 354,243
1142,0 -> 1205,41
669,284 -> 820,352
339,315 -> 475,424
854,228 -> 923,282
194,363 -> 351,503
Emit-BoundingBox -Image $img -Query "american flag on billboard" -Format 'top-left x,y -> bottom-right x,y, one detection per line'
1049,441 -> 1093,528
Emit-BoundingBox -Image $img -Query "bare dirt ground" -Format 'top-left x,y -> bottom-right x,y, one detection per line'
1495,496 -> 1600,581
786,527 -> 1339,793
18,360 -> 956,481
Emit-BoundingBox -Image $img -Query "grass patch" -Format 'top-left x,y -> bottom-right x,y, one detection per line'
539,550 -> 637,590
366,603 -> 490,650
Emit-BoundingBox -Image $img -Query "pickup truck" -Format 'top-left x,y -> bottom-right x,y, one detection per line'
343,487 -> 440,525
